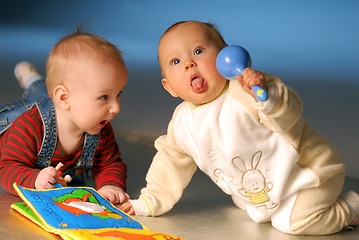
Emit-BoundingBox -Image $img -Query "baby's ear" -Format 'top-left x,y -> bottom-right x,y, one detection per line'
53,84 -> 70,110
161,78 -> 178,98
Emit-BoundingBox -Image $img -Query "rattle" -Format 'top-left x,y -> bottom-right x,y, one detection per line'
55,162 -> 72,187
216,45 -> 268,102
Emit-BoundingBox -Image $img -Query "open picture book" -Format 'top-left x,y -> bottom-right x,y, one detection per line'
11,182 -> 183,240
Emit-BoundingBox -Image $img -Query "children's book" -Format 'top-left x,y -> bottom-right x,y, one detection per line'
11,183 -> 183,240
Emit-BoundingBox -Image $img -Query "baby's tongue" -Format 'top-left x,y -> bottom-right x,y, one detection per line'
191,77 -> 205,91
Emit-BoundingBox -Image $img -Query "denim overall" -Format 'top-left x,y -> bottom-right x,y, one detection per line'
0,79 -> 99,185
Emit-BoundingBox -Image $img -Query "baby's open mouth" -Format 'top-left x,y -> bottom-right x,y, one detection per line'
191,75 -> 207,93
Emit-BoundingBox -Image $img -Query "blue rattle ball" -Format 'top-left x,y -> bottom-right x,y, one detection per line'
216,45 -> 251,78
216,45 -> 268,102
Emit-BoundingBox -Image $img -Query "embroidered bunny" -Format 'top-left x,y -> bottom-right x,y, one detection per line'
233,151 -> 278,209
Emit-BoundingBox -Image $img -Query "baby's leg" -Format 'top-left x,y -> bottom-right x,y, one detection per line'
14,61 -> 42,89
14,62 -> 48,102
288,173 -> 350,235
0,62 -> 48,134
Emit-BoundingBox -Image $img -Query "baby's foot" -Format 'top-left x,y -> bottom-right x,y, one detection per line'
14,61 -> 42,89
341,191 -> 359,226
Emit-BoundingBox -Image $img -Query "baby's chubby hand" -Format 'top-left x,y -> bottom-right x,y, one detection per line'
118,201 -> 135,215
98,185 -> 130,205
35,166 -> 59,189
236,68 -> 267,99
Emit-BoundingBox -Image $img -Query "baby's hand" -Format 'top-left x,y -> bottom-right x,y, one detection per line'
35,166 -> 59,189
98,185 -> 130,205
236,68 -> 267,99
118,201 -> 135,215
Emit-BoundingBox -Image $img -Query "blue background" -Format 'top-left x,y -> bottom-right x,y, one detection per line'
1,0 -> 358,80
1,1 -> 358,176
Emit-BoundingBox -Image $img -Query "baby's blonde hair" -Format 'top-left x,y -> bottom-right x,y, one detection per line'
161,21 -> 228,50
46,29 -> 124,97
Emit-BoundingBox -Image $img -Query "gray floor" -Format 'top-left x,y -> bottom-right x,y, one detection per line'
0,71 -> 358,239
1,131 -> 359,240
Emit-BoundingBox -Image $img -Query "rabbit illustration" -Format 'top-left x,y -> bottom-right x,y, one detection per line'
233,151 -> 278,209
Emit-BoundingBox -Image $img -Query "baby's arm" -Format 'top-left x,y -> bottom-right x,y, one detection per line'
35,166 -> 59,189
92,124 -> 127,192
236,68 -> 267,100
98,185 -> 130,205
125,109 -> 197,217
235,69 -> 304,134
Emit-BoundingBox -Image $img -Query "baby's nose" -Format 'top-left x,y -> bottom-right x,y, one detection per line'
185,60 -> 197,70
110,99 -> 121,114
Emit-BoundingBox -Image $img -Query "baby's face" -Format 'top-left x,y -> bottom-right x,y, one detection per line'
159,22 -> 227,106
64,56 -> 128,135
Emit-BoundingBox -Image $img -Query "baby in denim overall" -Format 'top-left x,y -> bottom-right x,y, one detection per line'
0,30 -> 129,205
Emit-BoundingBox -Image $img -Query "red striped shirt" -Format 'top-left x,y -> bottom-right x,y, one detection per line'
0,106 -> 127,195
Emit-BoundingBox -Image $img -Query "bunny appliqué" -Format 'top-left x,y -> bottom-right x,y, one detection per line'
213,150 -> 278,210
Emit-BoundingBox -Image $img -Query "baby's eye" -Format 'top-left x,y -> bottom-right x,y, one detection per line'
171,59 -> 180,65
117,91 -> 123,97
194,49 -> 203,55
100,95 -> 109,101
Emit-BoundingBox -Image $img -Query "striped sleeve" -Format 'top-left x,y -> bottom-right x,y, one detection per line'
0,106 -> 42,195
91,123 -> 127,191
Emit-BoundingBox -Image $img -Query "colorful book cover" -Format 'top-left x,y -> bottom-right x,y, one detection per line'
11,183 -> 184,240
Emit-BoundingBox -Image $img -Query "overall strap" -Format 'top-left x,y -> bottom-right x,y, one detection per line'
74,132 -> 100,171
34,99 -> 57,168
62,132 -> 99,183
34,98 -> 100,171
